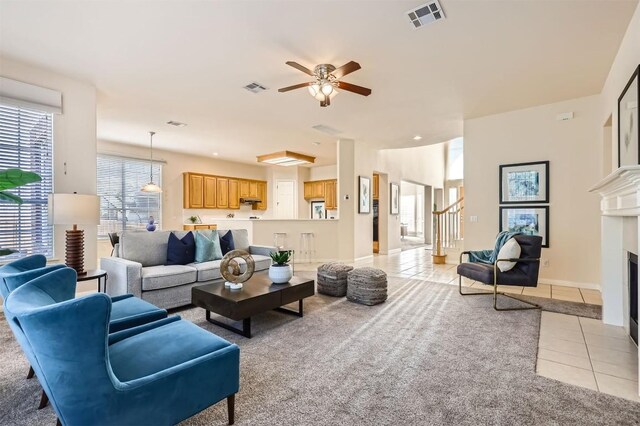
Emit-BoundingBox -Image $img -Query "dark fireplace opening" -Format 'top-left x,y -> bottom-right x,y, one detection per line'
630,252 -> 638,345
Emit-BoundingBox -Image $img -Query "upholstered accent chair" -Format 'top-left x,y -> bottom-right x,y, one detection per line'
5,268 -> 240,426
1,256 -> 168,409
457,235 -> 543,311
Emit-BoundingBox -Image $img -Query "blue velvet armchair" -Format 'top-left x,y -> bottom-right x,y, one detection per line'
5,267 -> 240,426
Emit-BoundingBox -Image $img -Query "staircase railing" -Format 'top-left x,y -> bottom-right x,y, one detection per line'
432,197 -> 464,264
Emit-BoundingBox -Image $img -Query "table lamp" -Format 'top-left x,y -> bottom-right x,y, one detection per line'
48,193 -> 100,275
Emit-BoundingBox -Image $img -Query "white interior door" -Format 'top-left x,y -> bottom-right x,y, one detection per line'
275,180 -> 296,219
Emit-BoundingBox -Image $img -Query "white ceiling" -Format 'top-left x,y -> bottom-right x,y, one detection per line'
0,0 -> 637,166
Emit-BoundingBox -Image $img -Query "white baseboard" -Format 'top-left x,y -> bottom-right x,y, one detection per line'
538,278 -> 600,290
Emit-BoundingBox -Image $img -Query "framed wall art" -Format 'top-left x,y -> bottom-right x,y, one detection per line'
358,176 -> 371,214
390,182 -> 400,215
499,206 -> 549,248
499,161 -> 549,204
618,64 -> 639,167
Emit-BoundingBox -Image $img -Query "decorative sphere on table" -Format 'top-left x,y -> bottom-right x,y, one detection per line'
220,250 -> 255,290
146,216 -> 156,232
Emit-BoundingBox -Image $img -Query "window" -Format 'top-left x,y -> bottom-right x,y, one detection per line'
97,155 -> 162,237
0,104 -> 54,258
446,137 -> 464,180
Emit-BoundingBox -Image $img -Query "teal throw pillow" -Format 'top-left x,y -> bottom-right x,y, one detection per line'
195,230 -> 223,262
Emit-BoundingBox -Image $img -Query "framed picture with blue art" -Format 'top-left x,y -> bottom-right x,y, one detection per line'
499,206 -> 549,248
618,64 -> 639,167
499,161 -> 549,204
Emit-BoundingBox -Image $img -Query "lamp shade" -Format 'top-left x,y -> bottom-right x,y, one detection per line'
48,193 -> 100,226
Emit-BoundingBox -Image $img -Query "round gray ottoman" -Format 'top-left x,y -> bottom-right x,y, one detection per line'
347,267 -> 387,306
317,262 -> 354,297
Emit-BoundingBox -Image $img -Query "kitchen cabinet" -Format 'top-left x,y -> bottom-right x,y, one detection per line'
324,180 -> 337,210
184,173 -> 204,208
304,182 -> 313,199
229,179 -> 240,209
216,178 -> 229,208
249,181 -> 258,198
203,176 -> 217,208
183,224 -> 218,231
254,181 -> 267,210
240,180 -> 250,198
373,174 -> 379,200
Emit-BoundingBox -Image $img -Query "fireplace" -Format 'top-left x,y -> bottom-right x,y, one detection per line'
631,253 -> 638,345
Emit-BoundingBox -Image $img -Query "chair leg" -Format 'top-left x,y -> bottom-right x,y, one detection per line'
27,366 -> 35,379
458,274 -> 491,296
38,390 -> 49,409
227,394 -> 235,425
492,264 -> 540,311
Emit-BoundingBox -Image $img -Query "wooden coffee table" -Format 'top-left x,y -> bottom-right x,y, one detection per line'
191,272 -> 315,338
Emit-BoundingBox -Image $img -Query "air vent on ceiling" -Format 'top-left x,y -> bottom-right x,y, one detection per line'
244,82 -> 268,93
312,124 -> 342,136
406,1 -> 445,29
166,120 -> 187,127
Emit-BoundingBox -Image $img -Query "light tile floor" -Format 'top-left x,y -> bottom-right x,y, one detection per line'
537,311 -> 639,402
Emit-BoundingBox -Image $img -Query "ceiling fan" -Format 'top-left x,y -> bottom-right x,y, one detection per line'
278,61 -> 372,107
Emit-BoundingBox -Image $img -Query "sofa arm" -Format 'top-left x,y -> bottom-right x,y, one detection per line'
249,245 -> 278,257
100,257 -> 143,299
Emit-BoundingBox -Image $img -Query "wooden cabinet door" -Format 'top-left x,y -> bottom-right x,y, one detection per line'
255,181 -> 267,210
203,176 -> 216,208
229,179 -> 240,209
185,174 -> 204,208
313,181 -> 324,198
325,180 -> 336,209
239,180 -> 250,198
373,174 -> 379,200
217,178 -> 229,208
249,181 -> 258,198
304,182 -> 313,199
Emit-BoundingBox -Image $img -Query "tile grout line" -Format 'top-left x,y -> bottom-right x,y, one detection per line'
578,316 -> 600,392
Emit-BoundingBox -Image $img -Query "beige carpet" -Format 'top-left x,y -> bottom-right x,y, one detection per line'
1,273 -> 638,425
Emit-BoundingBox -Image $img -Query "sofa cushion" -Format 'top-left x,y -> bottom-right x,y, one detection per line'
230,229 -> 250,252
167,232 -> 195,265
141,265 -> 197,291
195,230 -> 222,262
109,319 -> 232,382
119,231 -> 190,267
189,260 -> 223,282
219,230 -> 235,255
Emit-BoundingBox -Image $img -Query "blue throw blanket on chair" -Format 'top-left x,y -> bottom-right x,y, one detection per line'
468,231 -> 521,265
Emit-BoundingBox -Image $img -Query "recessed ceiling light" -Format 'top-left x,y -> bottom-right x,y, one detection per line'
166,120 -> 187,127
212,152 -> 219,156
413,135 -> 422,140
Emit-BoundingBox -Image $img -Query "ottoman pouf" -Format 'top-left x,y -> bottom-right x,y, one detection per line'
317,262 -> 354,297
347,267 -> 388,306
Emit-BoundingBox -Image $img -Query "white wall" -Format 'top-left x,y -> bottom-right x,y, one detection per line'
464,95 -> 602,287
601,2 -> 640,173
1,58 -> 97,282
309,165 -> 337,181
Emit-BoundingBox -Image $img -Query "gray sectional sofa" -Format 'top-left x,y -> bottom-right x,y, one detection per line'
100,229 -> 275,309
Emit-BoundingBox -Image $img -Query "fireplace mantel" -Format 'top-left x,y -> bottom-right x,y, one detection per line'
589,166 -> 640,216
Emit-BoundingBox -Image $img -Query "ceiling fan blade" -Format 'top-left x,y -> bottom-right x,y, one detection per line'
285,61 -> 315,76
331,61 -> 361,78
278,82 -> 311,93
336,81 -> 372,96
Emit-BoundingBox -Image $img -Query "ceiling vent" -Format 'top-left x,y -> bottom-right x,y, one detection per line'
406,1 -> 445,29
312,124 -> 342,136
166,120 -> 187,127
244,82 -> 268,93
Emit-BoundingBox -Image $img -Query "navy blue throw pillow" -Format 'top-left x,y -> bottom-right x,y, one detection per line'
166,232 -> 195,265
220,231 -> 235,255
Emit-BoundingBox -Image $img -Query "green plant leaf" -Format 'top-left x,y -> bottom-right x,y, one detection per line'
0,191 -> 23,204
0,169 -> 41,191
0,248 -> 16,256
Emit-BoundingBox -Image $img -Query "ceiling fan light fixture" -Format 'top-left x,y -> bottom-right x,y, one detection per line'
308,83 -> 320,97
257,150 -> 316,167
321,83 -> 334,96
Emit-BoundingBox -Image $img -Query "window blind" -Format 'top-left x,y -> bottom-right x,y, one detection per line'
0,104 -> 54,258
97,154 -> 162,237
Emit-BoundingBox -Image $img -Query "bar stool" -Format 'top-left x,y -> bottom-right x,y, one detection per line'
299,232 -> 315,263
273,232 -> 288,250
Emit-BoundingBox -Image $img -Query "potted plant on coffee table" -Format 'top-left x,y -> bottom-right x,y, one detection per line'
269,251 -> 293,284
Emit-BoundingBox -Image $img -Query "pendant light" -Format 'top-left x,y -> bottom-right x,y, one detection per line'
141,131 -> 162,193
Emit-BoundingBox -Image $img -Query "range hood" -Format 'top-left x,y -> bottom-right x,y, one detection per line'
239,197 -> 261,204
